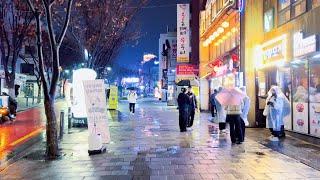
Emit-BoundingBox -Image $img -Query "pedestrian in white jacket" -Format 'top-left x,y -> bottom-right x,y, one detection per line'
127,91 -> 138,114
240,86 -> 250,142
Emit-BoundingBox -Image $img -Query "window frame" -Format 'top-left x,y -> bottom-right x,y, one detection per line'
277,0 -> 308,26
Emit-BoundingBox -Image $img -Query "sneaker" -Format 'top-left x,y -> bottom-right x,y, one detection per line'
269,136 -> 279,142
220,129 -> 226,134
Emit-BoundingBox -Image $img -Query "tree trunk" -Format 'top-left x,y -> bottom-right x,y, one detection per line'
6,74 -> 15,98
44,96 -> 59,159
37,82 -> 41,103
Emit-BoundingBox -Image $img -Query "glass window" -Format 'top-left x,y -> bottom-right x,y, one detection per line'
312,0 -> 320,8
292,0 -> 306,17
264,8 -> 274,32
278,67 -> 292,130
292,61 -> 309,134
279,0 -> 291,10
309,59 -> 320,137
278,8 -> 291,25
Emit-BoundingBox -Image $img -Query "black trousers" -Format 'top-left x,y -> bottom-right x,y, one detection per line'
240,118 -> 246,142
211,105 -> 216,117
179,108 -> 188,131
129,103 -> 135,113
188,108 -> 195,127
227,114 -> 243,143
269,125 -> 285,137
219,122 -> 226,130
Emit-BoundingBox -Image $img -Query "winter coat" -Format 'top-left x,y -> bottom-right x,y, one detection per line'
240,96 -> 250,126
210,93 -> 217,106
127,92 -> 138,103
177,93 -> 190,110
264,95 -> 283,131
187,92 -> 197,109
215,99 -> 226,123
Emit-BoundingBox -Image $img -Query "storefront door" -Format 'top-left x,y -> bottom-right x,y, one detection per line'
256,67 -> 292,128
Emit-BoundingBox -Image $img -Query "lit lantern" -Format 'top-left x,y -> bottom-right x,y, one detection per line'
218,27 -> 224,34
221,21 -> 229,28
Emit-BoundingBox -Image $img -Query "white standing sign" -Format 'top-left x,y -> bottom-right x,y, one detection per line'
177,4 -> 190,63
83,80 -> 110,143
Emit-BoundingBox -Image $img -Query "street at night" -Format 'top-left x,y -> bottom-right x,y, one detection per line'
1,0 -> 320,179
1,99 -> 320,179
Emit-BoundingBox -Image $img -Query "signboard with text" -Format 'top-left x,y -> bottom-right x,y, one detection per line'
177,4 -> 190,63
83,80 -> 110,143
261,35 -> 287,65
176,64 -> 198,75
108,85 -> 118,110
293,31 -> 318,58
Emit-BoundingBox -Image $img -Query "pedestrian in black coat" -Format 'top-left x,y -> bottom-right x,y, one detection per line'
186,86 -> 197,128
177,88 -> 190,132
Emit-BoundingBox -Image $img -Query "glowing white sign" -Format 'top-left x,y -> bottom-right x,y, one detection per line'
72,68 -> 97,118
122,77 -> 140,83
294,32 -> 317,57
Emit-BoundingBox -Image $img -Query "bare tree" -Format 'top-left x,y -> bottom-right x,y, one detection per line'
0,0 -> 34,96
68,0 -> 146,77
26,0 -> 73,159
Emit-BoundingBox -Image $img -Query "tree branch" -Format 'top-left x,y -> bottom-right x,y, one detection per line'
57,0 -> 73,46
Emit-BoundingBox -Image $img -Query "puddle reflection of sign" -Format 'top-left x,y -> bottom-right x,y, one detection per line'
83,80 -> 110,143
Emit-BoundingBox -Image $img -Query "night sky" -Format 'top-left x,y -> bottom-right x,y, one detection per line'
115,0 -> 190,70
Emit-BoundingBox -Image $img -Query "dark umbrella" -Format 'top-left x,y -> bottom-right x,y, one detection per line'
126,87 -> 138,90
176,80 -> 190,86
176,79 -> 199,86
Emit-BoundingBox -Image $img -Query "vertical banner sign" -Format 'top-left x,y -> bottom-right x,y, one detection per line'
177,4 -> 190,62
83,80 -> 110,143
108,85 -> 118,110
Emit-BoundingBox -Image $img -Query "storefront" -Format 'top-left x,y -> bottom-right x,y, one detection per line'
207,47 -> 242,92
199,0 -> 241,110
255,31 -> 320,138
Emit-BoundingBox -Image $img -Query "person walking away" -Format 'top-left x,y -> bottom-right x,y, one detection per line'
186,86 -> 197,128
226,103 -> 243,144
127,90 -> 138,115
263,86 -> 290,141
216,87 -> 226,133
210,89 -> 218,120
177,88 -> 190,132
240,87 -> 250,142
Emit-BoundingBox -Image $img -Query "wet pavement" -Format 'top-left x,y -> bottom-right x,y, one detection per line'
0,101 -> 66,170
1,98 -> 320,179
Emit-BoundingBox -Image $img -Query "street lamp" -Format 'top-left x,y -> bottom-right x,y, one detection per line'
106,67 -> 112,71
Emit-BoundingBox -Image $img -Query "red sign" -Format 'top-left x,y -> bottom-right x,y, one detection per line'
176,64 -> 198,75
